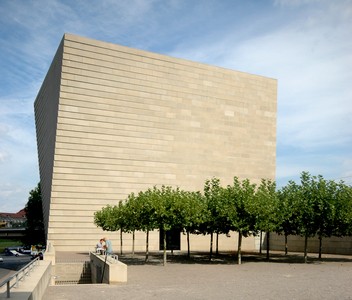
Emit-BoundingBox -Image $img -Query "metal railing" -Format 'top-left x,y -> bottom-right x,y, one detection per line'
0,257 -> 40,298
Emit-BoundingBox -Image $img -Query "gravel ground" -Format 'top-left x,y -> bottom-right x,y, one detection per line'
43,252 -> 352,300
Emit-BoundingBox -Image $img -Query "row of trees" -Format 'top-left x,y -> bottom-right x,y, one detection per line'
94,172 -> 352,264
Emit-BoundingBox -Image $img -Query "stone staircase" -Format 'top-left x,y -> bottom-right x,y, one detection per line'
54,252 -> 92,285
54,261 -> 91,285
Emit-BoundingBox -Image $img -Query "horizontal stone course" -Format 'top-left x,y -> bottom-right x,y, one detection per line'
35,33 -> 276,252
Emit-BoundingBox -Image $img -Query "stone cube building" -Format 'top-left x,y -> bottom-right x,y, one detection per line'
34,33 -> 277,253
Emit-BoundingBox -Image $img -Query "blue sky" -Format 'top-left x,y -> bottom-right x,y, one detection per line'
0,0 -> 351,212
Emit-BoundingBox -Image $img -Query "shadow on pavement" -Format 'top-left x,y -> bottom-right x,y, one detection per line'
117,251 -> 352,266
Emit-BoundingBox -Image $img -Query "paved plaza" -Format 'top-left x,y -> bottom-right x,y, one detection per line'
43,252 -> 352,300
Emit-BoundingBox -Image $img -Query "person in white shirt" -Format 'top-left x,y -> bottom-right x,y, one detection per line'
96,238 -> 104,254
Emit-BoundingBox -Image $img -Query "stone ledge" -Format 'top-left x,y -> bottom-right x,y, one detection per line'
0,260 -> 51,300
90,252 -> 127,284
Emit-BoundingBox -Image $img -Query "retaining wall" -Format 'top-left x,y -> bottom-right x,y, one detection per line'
90,252 -> 127,284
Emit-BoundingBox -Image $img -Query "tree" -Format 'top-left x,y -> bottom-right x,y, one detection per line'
154,186 -> 184,265
124,193 -> 142,256
115,201 -> 129,255
135,188 -> 159,262
225,177 -> 257,264
94,205 -> 116,231
296,172 -> 322,263
333,182 -> 352,238
276,181 -> 300,255
254,179 -> 278,260
203,178 -> 233,260
293,172 -> 343,262
23,183 -> 45,246
312,176 -> 336,259
94,202 -> 127,255
180,190 -> 206,258
128,185 -> 186,266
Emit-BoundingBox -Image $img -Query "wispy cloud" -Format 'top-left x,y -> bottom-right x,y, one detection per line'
0,0 -> 351,211
0,92 -> 38,212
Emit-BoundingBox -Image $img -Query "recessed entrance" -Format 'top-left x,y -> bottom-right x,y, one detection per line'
159,229 -> 180,250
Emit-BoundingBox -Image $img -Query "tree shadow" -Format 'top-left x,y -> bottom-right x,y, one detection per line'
258,252 -> 352,264
118,251 -> 352,266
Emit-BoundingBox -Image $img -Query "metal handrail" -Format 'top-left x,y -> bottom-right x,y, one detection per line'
0,256 -> 40,298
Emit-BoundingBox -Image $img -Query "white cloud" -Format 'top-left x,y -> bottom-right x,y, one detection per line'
0,0 -> 351,212
0,93 -> 39,212
274,0 -> 321,7
0,151 -> 9,163
0,183 -> 32,212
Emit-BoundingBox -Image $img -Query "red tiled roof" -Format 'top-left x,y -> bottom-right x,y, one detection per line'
0,209 -> 26,219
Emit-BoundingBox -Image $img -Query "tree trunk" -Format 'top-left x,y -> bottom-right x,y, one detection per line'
238,232 -> 242,265
266,231 -> 270,260
209,232 -> 213,261
259,231 -> 262,255
318,235 -> 322,259
145,230 -> 149,262
304,235 -> 308,263
285,233 -> 288,255
163,229 -> 167,266
120,229 -> 123,255
132,231 -> 135,256
216,232 -> 219,255
187,231 -> 190,259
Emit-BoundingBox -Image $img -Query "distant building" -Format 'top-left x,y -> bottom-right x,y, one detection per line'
0,209 -> 26,228
34,33 -> 277,253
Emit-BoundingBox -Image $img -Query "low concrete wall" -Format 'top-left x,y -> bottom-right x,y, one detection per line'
0,260 -> 51,300
90,253 -> 127,284
30,261 -> 51,300
44,241 -> 55,266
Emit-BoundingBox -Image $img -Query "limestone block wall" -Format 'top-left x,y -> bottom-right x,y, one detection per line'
179,231 -> 259,254
35,33 -> 277,252
34,40 -> 64,237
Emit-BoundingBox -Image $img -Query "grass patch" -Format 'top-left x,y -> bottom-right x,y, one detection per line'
0,239 -> 22,253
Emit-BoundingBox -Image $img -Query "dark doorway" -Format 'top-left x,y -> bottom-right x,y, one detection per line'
159,228 -> 181,250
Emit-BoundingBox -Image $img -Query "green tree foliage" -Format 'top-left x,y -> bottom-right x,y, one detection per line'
134,188 -> 159,262
156,186 -> 185,265
276,181 -> 301,255
23,183 -> 45,246
114,201 -> 128,255
312,175 -> 336,259
297,172 -> 319,263
172,190 -> 206,258
203,177 -> 233,260
288,172 -> 352,262
94,205 -> 116,231
124,193 -> 141,256
275,173 -> 352,261
254,179 -> 278,260
94,202 -> 127,254
94,173 -> 352,265
224,177 -> 257,264
334,182 -> 352,237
